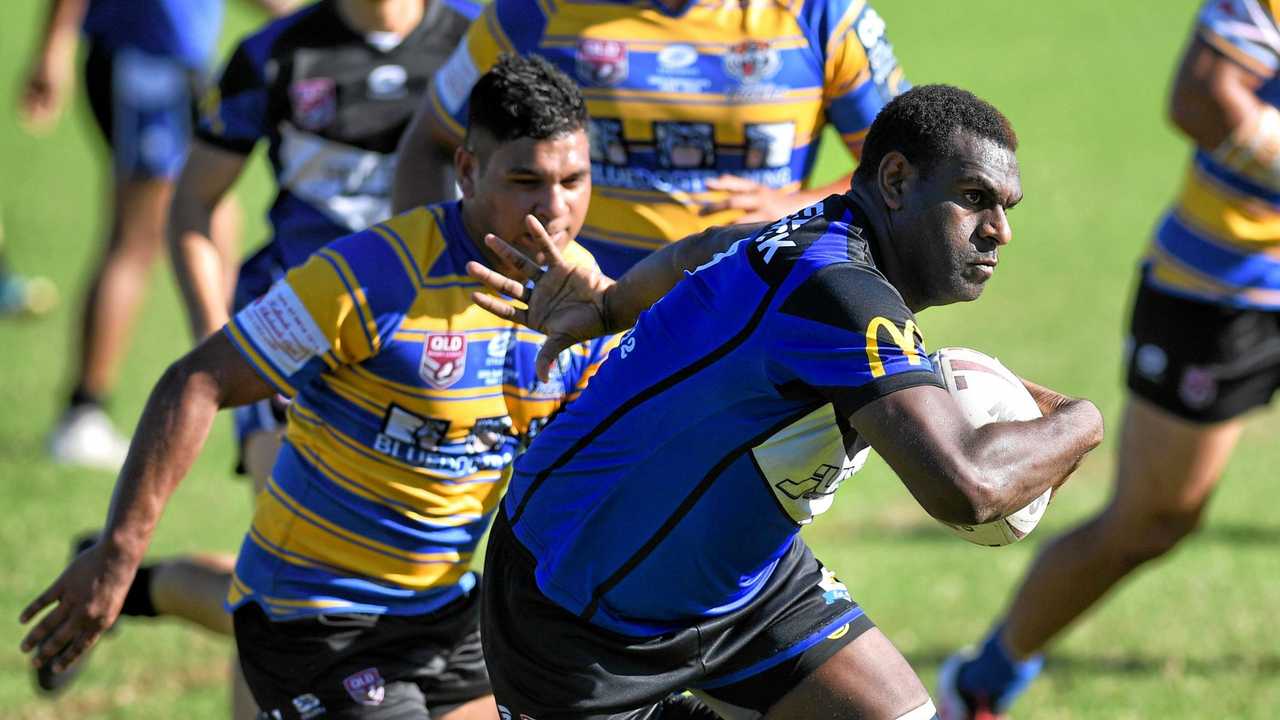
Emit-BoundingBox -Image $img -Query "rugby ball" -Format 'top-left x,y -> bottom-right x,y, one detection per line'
931,347 -> 1051,547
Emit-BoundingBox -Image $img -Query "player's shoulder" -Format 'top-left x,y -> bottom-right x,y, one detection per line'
236,2 -> 330,67
792,0 -> 886,43
741,194 -> 872,282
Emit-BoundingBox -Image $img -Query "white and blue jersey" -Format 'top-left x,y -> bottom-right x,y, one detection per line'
502,193 -> 943,636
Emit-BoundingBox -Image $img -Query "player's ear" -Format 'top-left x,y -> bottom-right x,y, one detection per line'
455,145 -> 479,199
877,151 -> 913,210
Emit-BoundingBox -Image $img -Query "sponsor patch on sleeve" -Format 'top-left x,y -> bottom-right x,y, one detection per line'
236,282 -> 332,376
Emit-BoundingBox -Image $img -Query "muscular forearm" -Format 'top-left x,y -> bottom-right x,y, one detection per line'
964,399 -> 1103,521
604,222 -> 769,329
100,361 -> 225,567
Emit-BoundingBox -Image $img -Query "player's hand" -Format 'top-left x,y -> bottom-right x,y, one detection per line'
466,215 -> 616,381
18,52 -> 73,134
1018,376 -> 1077,417
18,540 -> 135,672
700,175 -> 800,223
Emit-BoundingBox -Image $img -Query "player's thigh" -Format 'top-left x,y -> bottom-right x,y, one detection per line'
759,628 -> 930,720
1110,397 -> 1243,518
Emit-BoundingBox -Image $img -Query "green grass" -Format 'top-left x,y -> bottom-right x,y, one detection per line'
2,0 -> 1278,717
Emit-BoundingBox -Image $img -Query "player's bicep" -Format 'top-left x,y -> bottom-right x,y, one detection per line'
818,2 -> 907,157
1171,35 -> 1268,148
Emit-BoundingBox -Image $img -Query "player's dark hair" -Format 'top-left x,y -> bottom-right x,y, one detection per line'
854,84 -> 1018,182
465,54 -> 588,148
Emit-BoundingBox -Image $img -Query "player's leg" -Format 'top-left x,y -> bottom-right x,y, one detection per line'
939,282 -> 1278,718
760,628 -> 934,719
51,46 -> 194,469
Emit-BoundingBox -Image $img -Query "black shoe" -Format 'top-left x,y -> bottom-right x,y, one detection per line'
34,533 -> 104,695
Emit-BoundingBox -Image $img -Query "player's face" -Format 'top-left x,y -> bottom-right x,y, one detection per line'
895,132 -> 1021,308
459,129 -> 592,273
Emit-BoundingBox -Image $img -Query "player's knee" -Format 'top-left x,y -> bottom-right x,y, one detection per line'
1115,508 -> 1204,566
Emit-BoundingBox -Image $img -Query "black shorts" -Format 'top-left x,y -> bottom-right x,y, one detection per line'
1126,278 -> 1280,423
234,589 -> 490,720
482,512 -> 873,719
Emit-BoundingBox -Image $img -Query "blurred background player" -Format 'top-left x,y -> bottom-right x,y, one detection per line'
393,0 -> 908,277
20,53 -> 612,720
20,0 -> 291,471
37,0 -> 478,714
938,2 -> 1280,718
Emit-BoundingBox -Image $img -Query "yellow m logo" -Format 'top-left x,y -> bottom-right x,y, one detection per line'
865,317 -> 922,378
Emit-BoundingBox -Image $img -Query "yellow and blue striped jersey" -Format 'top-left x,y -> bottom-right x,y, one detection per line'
1147,0 -> 1280,308
428,0 -> 906,276
222,201 -> 611,619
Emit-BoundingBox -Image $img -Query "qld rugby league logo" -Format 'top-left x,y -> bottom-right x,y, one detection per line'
289,77 -> 337,130
723,40 -> 780,84
342,667 -> 386,706
421,332 -> 467,389
576,38 -> 628,86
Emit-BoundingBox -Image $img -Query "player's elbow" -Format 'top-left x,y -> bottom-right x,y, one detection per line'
918,464 -> 1006,526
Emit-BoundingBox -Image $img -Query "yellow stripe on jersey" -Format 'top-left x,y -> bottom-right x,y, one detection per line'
1176,170 -> 1280,248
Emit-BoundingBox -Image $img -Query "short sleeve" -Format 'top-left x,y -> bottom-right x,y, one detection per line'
425,0 -> 550,143
223,227 -> 419,396
196,41 -> 270,155
803,0 -> 907,158
771,262 -> 941,417
1198,0 -> 1280,76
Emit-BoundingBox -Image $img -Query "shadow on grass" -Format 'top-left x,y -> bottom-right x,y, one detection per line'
908,648 -> 1280,677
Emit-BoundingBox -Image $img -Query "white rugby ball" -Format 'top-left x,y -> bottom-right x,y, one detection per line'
931,347 -> 1051,547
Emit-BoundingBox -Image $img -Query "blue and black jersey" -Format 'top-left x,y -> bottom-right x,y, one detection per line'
195,0 -> 478,300
503,193 -> 944,636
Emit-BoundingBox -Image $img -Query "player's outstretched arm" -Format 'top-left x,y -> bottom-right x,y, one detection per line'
170,140 -> 250,341
18,333 -> 273,672
850,382 -> 1103,526
468,216 -> 767,379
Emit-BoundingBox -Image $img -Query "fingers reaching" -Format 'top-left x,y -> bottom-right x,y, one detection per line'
466,260 -> 527,302
471,291 -> 528,327
483,233 -> 544,283
19,582 -> 60,626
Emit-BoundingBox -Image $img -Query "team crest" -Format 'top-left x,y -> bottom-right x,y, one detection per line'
723,40 -> 781,84
289,77 -> 337,130
576,39 -> 628,86
421,332 -> 468,389
342,668 -> 386,707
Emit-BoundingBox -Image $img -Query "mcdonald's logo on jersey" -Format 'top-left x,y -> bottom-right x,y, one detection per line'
864,316 -> 922,378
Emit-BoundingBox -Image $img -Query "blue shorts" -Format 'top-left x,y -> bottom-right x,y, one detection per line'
84,42 -> 200,180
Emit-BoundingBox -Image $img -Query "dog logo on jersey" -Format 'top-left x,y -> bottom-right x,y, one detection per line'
744,122 -> 796,169
342,667 -> 386,706
576,39 -> 628,86
654,122 -> 715,169
421,332 -> 468,389
289,77 -> 337,131
723,40 -> 781,84
589,118 -> 629,165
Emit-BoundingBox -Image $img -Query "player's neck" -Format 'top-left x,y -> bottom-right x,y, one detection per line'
335,0 -> 424,37
847,184 -> 926,313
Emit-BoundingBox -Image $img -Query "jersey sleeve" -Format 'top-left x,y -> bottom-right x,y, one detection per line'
196,40 -> 271,155
801,0 -> 907,159
770,262 -> 942,417
1197,0 -> 1280,76
223,227 -> 419,396
425,0 -> 550,143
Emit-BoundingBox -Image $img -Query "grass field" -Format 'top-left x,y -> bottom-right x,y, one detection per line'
3,1 -> 1279,717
